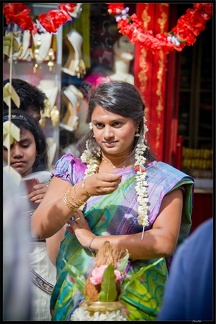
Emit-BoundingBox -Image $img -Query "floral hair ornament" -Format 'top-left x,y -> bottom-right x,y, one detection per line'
107,3 -> 213,54
89,122 -> 93,130
134,116 -> 149,239
81,140 -> 100,177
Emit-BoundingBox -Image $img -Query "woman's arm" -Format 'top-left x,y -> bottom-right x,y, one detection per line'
31,177 -> 75,238
46,225 -> 67,265
67,188 -> 183,260
31,172 -> 122,238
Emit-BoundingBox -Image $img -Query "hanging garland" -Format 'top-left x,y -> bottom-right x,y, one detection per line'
107,3 -> 213,53
3,3 -> 78,34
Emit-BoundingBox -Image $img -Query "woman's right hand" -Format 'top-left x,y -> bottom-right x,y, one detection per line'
84,172 -> 122,196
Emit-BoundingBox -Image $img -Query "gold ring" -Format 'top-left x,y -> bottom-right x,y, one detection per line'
75,217 -> 81,221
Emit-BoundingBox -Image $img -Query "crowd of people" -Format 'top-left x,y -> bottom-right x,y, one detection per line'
3,76 -> 213,321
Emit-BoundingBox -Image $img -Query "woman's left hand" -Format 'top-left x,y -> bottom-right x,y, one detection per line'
66,210 -> 95,248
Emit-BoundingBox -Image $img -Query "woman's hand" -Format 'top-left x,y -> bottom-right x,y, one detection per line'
66,209 -> 95,248
28,183 -> 48,204
83,173 -> 122,196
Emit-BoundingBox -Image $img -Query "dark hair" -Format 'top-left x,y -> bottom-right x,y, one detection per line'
76,81 -> 156,162
88,81 -> 144,120
3,109 -> 48,172
3,79 -> 46,115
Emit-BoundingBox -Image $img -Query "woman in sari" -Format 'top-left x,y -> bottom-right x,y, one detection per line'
32,81 -> 194,321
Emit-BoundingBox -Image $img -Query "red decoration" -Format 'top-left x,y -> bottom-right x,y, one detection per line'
3,3 -> 77,34
107,3 -> 213,160
107,3 -> 213,53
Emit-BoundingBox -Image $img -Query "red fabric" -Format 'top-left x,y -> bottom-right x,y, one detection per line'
134,3 -> 169,160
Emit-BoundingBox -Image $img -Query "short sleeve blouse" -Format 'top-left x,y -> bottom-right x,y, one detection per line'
51,153 -> 87,185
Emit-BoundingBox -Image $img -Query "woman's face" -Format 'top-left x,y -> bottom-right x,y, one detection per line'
3,128 -> 37,177
113,35 -> 134,61
91,105 -> 138,158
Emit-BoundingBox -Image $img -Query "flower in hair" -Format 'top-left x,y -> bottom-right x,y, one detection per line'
134,141 -> 149,234
89,122 -> 93,130
81,140 -> 100,177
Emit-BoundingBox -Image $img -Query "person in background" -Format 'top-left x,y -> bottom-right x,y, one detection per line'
3,78 -> 47,123
3,109 -> 58,321
157,217 -> 213,321
31,81 -> 194,321
3,166 -> 32,320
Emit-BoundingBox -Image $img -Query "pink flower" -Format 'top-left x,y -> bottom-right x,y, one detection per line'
90,265 -> 122,285
90,265 -> 108,285
114,269 -> 122,281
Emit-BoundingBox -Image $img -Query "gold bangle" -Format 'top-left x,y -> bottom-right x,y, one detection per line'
73,185 -> 85,205
82,179 -> 91,197
63,186 -> 83,212
63,188 -> 79,212
89,236 -> 96,249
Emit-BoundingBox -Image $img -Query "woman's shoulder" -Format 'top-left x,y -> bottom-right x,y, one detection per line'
55,153 -> 82,165
52,153 -> 86,182
147,161 -> 194,182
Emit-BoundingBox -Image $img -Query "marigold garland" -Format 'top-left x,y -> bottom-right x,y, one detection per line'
107,3 -> 213,53
3,3 -> 78,34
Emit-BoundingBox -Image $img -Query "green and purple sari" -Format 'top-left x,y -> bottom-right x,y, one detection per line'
50,154 -> 194,321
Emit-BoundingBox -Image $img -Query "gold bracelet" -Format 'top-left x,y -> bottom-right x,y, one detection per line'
89,236 -> 96,249
73,185 -> 85,206
82,178 -> 91,197
63,187 -> 82,211
63,188 -> 79,212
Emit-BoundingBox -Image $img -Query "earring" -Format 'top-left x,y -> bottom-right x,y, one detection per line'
135,132 -> 140,137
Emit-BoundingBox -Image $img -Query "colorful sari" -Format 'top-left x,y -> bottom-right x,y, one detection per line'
50,154 -> 194,321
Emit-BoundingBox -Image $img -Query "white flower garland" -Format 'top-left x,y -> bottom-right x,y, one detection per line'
80,117 -> 149,240
81,140 -> 100,177
134,117 -> 149,239
71,306 -> 127,321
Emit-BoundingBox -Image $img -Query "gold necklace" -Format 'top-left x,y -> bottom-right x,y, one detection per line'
101,157 -> 132,170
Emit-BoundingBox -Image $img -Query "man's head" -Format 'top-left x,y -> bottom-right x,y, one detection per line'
3,78 -> 47,123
